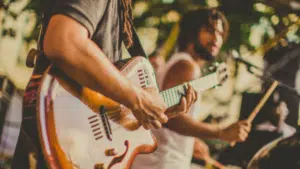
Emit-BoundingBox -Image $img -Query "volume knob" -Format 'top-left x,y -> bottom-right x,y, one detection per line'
94,163 -> 108,169
105,148 -> 117,156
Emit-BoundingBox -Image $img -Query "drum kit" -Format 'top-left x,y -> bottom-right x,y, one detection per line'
0,75 -> 15,141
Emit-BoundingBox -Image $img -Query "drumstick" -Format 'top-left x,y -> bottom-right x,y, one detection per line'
247,80 -> 279,123
230,80 -> 279,147
204,156 -> 227,169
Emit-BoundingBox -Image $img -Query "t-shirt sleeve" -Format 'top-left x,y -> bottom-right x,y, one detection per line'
50,0 -> 108,37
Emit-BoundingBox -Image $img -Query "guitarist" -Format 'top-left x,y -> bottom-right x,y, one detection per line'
11,0 -> 197,168
132,8 -> 251,169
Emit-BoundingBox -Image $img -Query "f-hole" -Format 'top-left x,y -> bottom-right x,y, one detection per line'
108,140 -> 129,168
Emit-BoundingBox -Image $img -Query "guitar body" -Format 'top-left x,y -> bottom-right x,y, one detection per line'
37,57 -> 158,169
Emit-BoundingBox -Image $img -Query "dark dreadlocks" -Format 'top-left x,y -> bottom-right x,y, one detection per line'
121,0 -> 133,47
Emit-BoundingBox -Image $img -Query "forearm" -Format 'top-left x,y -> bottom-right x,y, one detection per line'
165,114 -> 221,139
43,15 -> 142,109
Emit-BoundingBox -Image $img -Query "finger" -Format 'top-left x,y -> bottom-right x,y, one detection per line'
243,131 -> 249,140
157,113 -> 168,123
238,135 -> 247,142
240,121 -> 251,132
145,87 -> 159,93
189,85 -> 198,105
186,84 -> 193,106
247,122 -> 252,129
191,88 -> 196,103
143,114 -> 158,124
146,93 -> 168,123
168,97 -> 187,117
238,130 -> 248,142
240,120 -> 250,126
165,97 -> 186,118
239,126 -> 247,134
194,91 -> 198,102
180,97 -> 187,113
151,120 -> 162,129
142,123 -> 150,130
147,124 -> 155,130
145,114 -> 156,122
151,108 -> 168,123
240,129 -> 248,137
242,125 -> 251,133
170,97 -> 187,116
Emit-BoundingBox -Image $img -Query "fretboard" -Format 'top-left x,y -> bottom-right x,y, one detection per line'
160,72 -> 219,108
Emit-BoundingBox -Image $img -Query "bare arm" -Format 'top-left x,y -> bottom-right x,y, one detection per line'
163,60 -> 219,139
43,15 -> 140,109
166,100 -> 250,142
163,60 -> 251,142
165,114 -> 221,139
43,15 -> 167,129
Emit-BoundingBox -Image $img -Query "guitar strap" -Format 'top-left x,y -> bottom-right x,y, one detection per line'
125,19 -> 148,59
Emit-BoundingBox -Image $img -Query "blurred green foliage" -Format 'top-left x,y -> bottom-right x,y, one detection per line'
1,0 -> 299,52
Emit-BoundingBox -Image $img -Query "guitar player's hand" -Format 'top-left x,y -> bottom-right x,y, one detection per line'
130,86 -> 168,130
165,84 -> 197,118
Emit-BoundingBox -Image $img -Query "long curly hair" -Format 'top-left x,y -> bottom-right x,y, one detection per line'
121,0 -> 133,47
178,8 -> 229,51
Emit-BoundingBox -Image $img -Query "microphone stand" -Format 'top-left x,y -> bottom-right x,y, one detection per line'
237,60 -> 300,99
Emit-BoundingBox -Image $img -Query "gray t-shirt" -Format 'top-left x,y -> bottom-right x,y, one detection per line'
44,0 -> 122,63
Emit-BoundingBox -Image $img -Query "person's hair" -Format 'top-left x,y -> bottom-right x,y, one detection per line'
121,0 -> 133,47
178,8 -> 229,51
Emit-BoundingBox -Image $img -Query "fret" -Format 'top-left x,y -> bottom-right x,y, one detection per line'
162,89 -> 170,107
164,92 -> 168,107
164,90 -> 169,107
168,90 -> 173,107
175,87 -> 181,106
169,89 -> 175,107
163,91 -> 170,107
170,88 -> 177,106
171,87 -> 177,107
161,92 -> 165,105
172,86 -> 182,107
161,92 -> 166,106
165,90 -> 169,107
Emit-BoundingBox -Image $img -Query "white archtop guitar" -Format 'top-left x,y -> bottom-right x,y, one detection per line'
35,56 -> 227,169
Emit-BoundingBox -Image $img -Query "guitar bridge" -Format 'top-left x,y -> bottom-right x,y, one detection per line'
99,106 -> 113,141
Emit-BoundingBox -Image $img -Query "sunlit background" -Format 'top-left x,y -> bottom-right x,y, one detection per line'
0,0 -> 299,168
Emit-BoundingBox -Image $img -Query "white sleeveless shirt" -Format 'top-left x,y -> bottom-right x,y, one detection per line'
131,52 -> 201,169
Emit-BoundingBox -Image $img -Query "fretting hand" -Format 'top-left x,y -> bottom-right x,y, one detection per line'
165,84 -> 198,118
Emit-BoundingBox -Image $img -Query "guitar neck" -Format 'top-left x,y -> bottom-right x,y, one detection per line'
160,72 -> 219,108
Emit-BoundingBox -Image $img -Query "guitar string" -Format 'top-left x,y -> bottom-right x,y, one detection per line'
98,73 -> 210,119
101,110 -> 138,131
95,80 -> 201,132
60,73 -> 219,134
98,105 -> 185,133
100,79 -> 215,132
98,108 -> 170,132
66,72 -> 216,124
